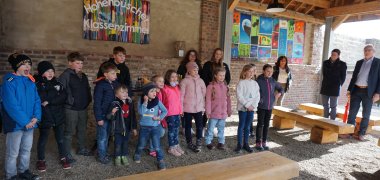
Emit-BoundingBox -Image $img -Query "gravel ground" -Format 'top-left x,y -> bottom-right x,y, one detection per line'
0,114 -> 379,180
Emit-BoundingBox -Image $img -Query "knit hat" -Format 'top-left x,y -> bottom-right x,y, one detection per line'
186,61 -> 199,72
142,82 -> 157,96
37,61 -> 55,75
8,53 -> 32,72
141,82 -> 159,109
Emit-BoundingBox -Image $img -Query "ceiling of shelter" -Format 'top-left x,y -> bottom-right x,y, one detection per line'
226,0 -> 380,29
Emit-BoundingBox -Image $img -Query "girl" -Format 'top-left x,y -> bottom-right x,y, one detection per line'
272,56 -> 292,106
180,62 -> 206,153
256,64 -> 283,151
134,82 -> 168,170
161,70 -> 184,156
108,85 -> 137,166
235,64 -> 260,153
177,50 -> 203,80
205,67 -> 231,150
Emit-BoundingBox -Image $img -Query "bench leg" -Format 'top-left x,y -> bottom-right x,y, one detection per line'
310,127 -> 338,144
273,116 -> 295,130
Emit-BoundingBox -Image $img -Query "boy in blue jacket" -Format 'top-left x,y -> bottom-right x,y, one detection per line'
2,53 -> 41,180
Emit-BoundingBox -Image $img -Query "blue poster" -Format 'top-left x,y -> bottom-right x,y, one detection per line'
259,16 -> 273,34
232,44 -> 239,58
258,47 -> 271,59
293,44 -> 303,58
278,29 -> 287,56
240,14 -> 251,44
250,45 -> 258,57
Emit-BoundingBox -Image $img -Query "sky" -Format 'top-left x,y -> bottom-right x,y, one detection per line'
333,19 -> 380,40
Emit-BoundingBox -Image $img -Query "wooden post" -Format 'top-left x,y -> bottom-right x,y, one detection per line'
310,127 -> 338,144
272,116 -> 296,129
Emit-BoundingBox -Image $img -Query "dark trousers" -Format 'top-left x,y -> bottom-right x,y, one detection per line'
256,108 -> 272,143
184,112 -> 203,144
347,88 -> 373,135
114,131 -> 130,157
37,124 -> 66,160
64,109 -> 88,156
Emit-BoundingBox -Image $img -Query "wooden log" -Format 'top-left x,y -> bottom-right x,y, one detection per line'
273,115 -> 296,129
310,127 -> 338,144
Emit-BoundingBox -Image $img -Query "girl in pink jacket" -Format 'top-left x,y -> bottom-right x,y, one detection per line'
161,69 -> 185,157
205,67 -> 231,150
180,62 -> 206,153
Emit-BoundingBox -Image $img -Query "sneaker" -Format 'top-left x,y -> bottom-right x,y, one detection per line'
217,143 -> 225,150
234,145 -> 242,153
60,157 -> 71,170
7,175 -> 18,180
175,145 -> 185,155
157,160 -> 166,171
353,134 -> 365,141
168,147 -> 181,157
262,142 -> 269,151
255,142 -> 264,151
187,143 -> 200,153
114,156 -> 122,166
134,155 -> 141,163
77,148 -> 93,156
206,144 -> 214,150
196,139 -> 202,148
36,160 -> 46,172
149,151 -> 157,157
98,156 -> 111,164
121,156 -> 129,166
65,155 -> 76,164
243,144 -> 253,153
19,170 -> 40,180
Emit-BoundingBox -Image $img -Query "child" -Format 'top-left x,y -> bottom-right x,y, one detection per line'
180,62 -> 206,153
205,67 -> 231,150
255,64 -> 283,151
148,75 -> 166,157
134,82 -> 168,170
2,53 -> 41,180
34,61 -> 70,171
93,62 -> 120,164
235,64 -> 260,153
59,52 -> 92,163
107,85 -> 137,166
161,70 -> 184,156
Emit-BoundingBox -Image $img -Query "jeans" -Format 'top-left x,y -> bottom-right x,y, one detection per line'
37,124 -> 65,160
237,111 -> 254,146
96,120 -> 110,159
149,125 -> 165,151
135,126 -> 164,161
167,115 -> 181,147
205,119 -> 226,145
256,108 -> 272,143
114,131 -> 130,156
184,112 -> 203,144
347,88 -> 373,135
321,95 -> 338,120
5,129 -> 34,179
64,109 -> 88,156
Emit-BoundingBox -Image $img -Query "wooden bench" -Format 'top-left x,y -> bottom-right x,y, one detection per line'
272,106 -> 355,144
111,151 -> 299,180
299,103 -> 380,133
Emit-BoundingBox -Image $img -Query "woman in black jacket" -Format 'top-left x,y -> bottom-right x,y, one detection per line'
272,56 -> 292,106
177,49 -> 203,80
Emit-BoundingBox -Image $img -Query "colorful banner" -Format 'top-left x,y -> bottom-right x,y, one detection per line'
250,45 -> 258,58
295,21 -> 305,33
272,32 -> 279,49
251,15 -> 259,36
259,16 -> 273,34
259,34 -> 272,46
232,25 -> 240,44
231,44 -> 239,58
287,20 -> 295,40
294,32 -> 304,44
278,29 -> 287,56
240,14 -> 251,44
239,44 -> 250,57
273,19 -> 279,32
287,40 -> 293,58
258,47 -> 271,59
293,44 -> 303,58
83,0 -> 150,44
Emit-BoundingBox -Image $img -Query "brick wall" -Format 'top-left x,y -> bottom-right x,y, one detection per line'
199,0 -> 220,61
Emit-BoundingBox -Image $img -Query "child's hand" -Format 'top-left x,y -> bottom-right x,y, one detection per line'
26,118 -> 37,129
42,101 -> 49,107
112,107 -> 118,115
132,129 -> 138,136
98,120 -> 104,126
248,106 -> 254,111
275,93 -> 282,99
143,95 -> 149,104
152,116 -> 160,121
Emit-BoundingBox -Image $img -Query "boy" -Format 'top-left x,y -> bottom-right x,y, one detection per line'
2,53 -> 41,180
59,52 -> 92,163
93,62 -> 120,164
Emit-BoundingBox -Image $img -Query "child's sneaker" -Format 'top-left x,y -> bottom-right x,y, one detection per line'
157,160 -> 166,171
262,141 -> 269,150
149,151 -> 157,157
121,156 -> 129,166
60,157 -> 71,170
243,144 -> 253,153
18,170 -> 40,180
36,160 -> 46,172
206,144 -> 214,150
187,143 -> 200,153
98,156 -> 111,164
255,142 -> 264,151
217,143 -> 225,150
234,145 -> 242,153
175,145 -> 185,155
77,148 -> 93,156
114,156 -> 122,166
168,147 -> 181,157
66,154 -> 76,164
134,155 -> 141,163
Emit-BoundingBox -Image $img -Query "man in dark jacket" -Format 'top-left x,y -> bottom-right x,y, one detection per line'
320,49 -> 347,120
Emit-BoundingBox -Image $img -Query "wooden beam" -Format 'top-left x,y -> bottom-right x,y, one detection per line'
345,14 -> 380,22
295,2 -> 304,12
332,15 -> 351,30
305,5 -> 315,14
294,0 -> 330,8
285,0 -> 295,9
236,2 -> 325,24
228,0 -> 240,11
313,1 -> 380,18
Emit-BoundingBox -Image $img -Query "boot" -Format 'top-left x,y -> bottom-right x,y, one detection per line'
234,144 -> 242,153
262,141 -> 269,150
243,144 -> 253,153
255,141 -> 264,151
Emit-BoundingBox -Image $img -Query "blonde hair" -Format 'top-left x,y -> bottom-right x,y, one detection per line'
239,64 -> 253,79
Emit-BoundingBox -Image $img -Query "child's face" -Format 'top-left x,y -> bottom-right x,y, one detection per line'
215,71 -> 226,82
214,50 -> 223,62
113,52 -> 126,64
169,73 -> 178,83
42,69 -> 55,80
69,60 -> 83,73
245,67 -> 255,79
148,88 -> 157,99
263,67 -> 273,78
116,89 -> 129,101
104,69 -> 117,81
16,63 -> 31,77
188,69 -> 198,77
154,77 -> 164,89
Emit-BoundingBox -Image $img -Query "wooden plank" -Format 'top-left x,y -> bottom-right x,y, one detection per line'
313,1 -> 380,18
305,5 -> 315,14
332,15 -> 351,30
310,126 -> 338,144
273,115 -> 296,129
228,0 -> 240,11
285,0 -> 295,9
236,2 -> 325,24
295,2 -> 304,12
112,152 -> 300,180
294,0 -> 330,9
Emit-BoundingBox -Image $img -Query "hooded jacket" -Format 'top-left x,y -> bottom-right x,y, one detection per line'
107,98 -> 137,135
97,58 -> 132,96
180,74 -> 206,113
206,81 -> 231,119
256,74 -> 284,110
93,79 -> 120,121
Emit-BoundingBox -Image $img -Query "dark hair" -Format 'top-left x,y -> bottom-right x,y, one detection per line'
212,67 -> 226,82
275,56 -> 290,73
67,52 -> 84,62
113,46 -> 126,55
101,62 -> 118,74
263,64 -> 272,71
115,84 -> 128,94
331,49 -> 341,56
180,50 -> 202,67
164,69 -> 177,85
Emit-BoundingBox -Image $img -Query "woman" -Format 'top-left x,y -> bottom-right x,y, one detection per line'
272,56 -> 292,106
177,50 -> 203,80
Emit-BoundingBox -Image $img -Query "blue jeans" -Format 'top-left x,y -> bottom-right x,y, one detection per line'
149,125 -> 165,151
184,112 -> 203,144
321,95 -> 338,120
347,88 -> 373,135
237,111 -> 254,146
205,119 -> 226,145
5,129 -> 34,179
114,131 -> 130,157
167,115 -> 180,147
135,126 -> 164,161
96,121 -> 110,159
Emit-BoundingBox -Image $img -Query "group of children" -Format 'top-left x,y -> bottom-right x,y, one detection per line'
1,46 -> 284,179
